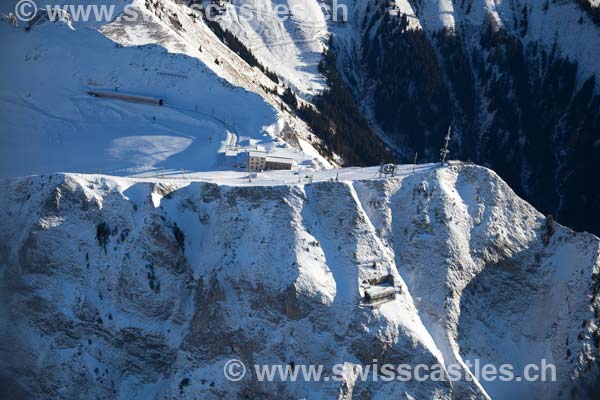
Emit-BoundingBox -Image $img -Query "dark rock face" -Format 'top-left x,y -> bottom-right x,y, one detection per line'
336,1 -> 600,236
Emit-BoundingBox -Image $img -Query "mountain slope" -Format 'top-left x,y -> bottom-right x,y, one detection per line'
2,0 -> 599,236
146,0 -> 600,236
0,0 -> 336,178
327,0 -> 600,236
1,164 -> 599,399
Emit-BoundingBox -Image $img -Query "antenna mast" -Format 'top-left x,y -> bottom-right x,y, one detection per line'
440,125 -> 452,165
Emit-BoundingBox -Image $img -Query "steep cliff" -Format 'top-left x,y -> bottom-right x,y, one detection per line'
330,0 -> 600,235
1,164 -> 599,399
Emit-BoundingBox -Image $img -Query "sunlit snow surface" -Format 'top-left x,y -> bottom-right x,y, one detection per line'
1,163 -> 598,399
0,1 -> 324,178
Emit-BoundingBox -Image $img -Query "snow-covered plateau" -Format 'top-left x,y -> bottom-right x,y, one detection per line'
1,164 -> 599,399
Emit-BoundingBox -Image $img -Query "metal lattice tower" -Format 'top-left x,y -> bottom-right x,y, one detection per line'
440,125 -> 451,165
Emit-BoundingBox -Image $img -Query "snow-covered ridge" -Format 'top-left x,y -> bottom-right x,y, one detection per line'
1,163 -> 598,399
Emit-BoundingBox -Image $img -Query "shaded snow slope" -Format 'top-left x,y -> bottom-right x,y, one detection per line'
204,0 -> 600,98
216,0 -> 328,96
97,0 -> 330,152
0,0 -> 334,178
1,163 -> 598,399
0,21 -> 272,176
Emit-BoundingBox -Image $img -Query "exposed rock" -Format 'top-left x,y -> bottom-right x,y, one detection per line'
1,165 -> 598,399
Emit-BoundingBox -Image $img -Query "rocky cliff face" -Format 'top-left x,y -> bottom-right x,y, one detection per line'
1,164 -> 599,399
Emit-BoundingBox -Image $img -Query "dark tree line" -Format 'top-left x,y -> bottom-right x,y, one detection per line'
471,22 -> 600,233
199,6 -> 394,166
202,16 -> 279,84
363,11 -> 452,160
352,6 -> 600,234
281,87 -> 297,109
575,0 -> 600,26
297,38 -> 396,166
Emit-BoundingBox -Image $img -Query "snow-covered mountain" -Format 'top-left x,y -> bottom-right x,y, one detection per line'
2,0 -> 600,233
1,164 -> 599,399
0,0 -> 336,178
1,1 -> 600,398
180,0 -> 600,235
325,0 -> 600,236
